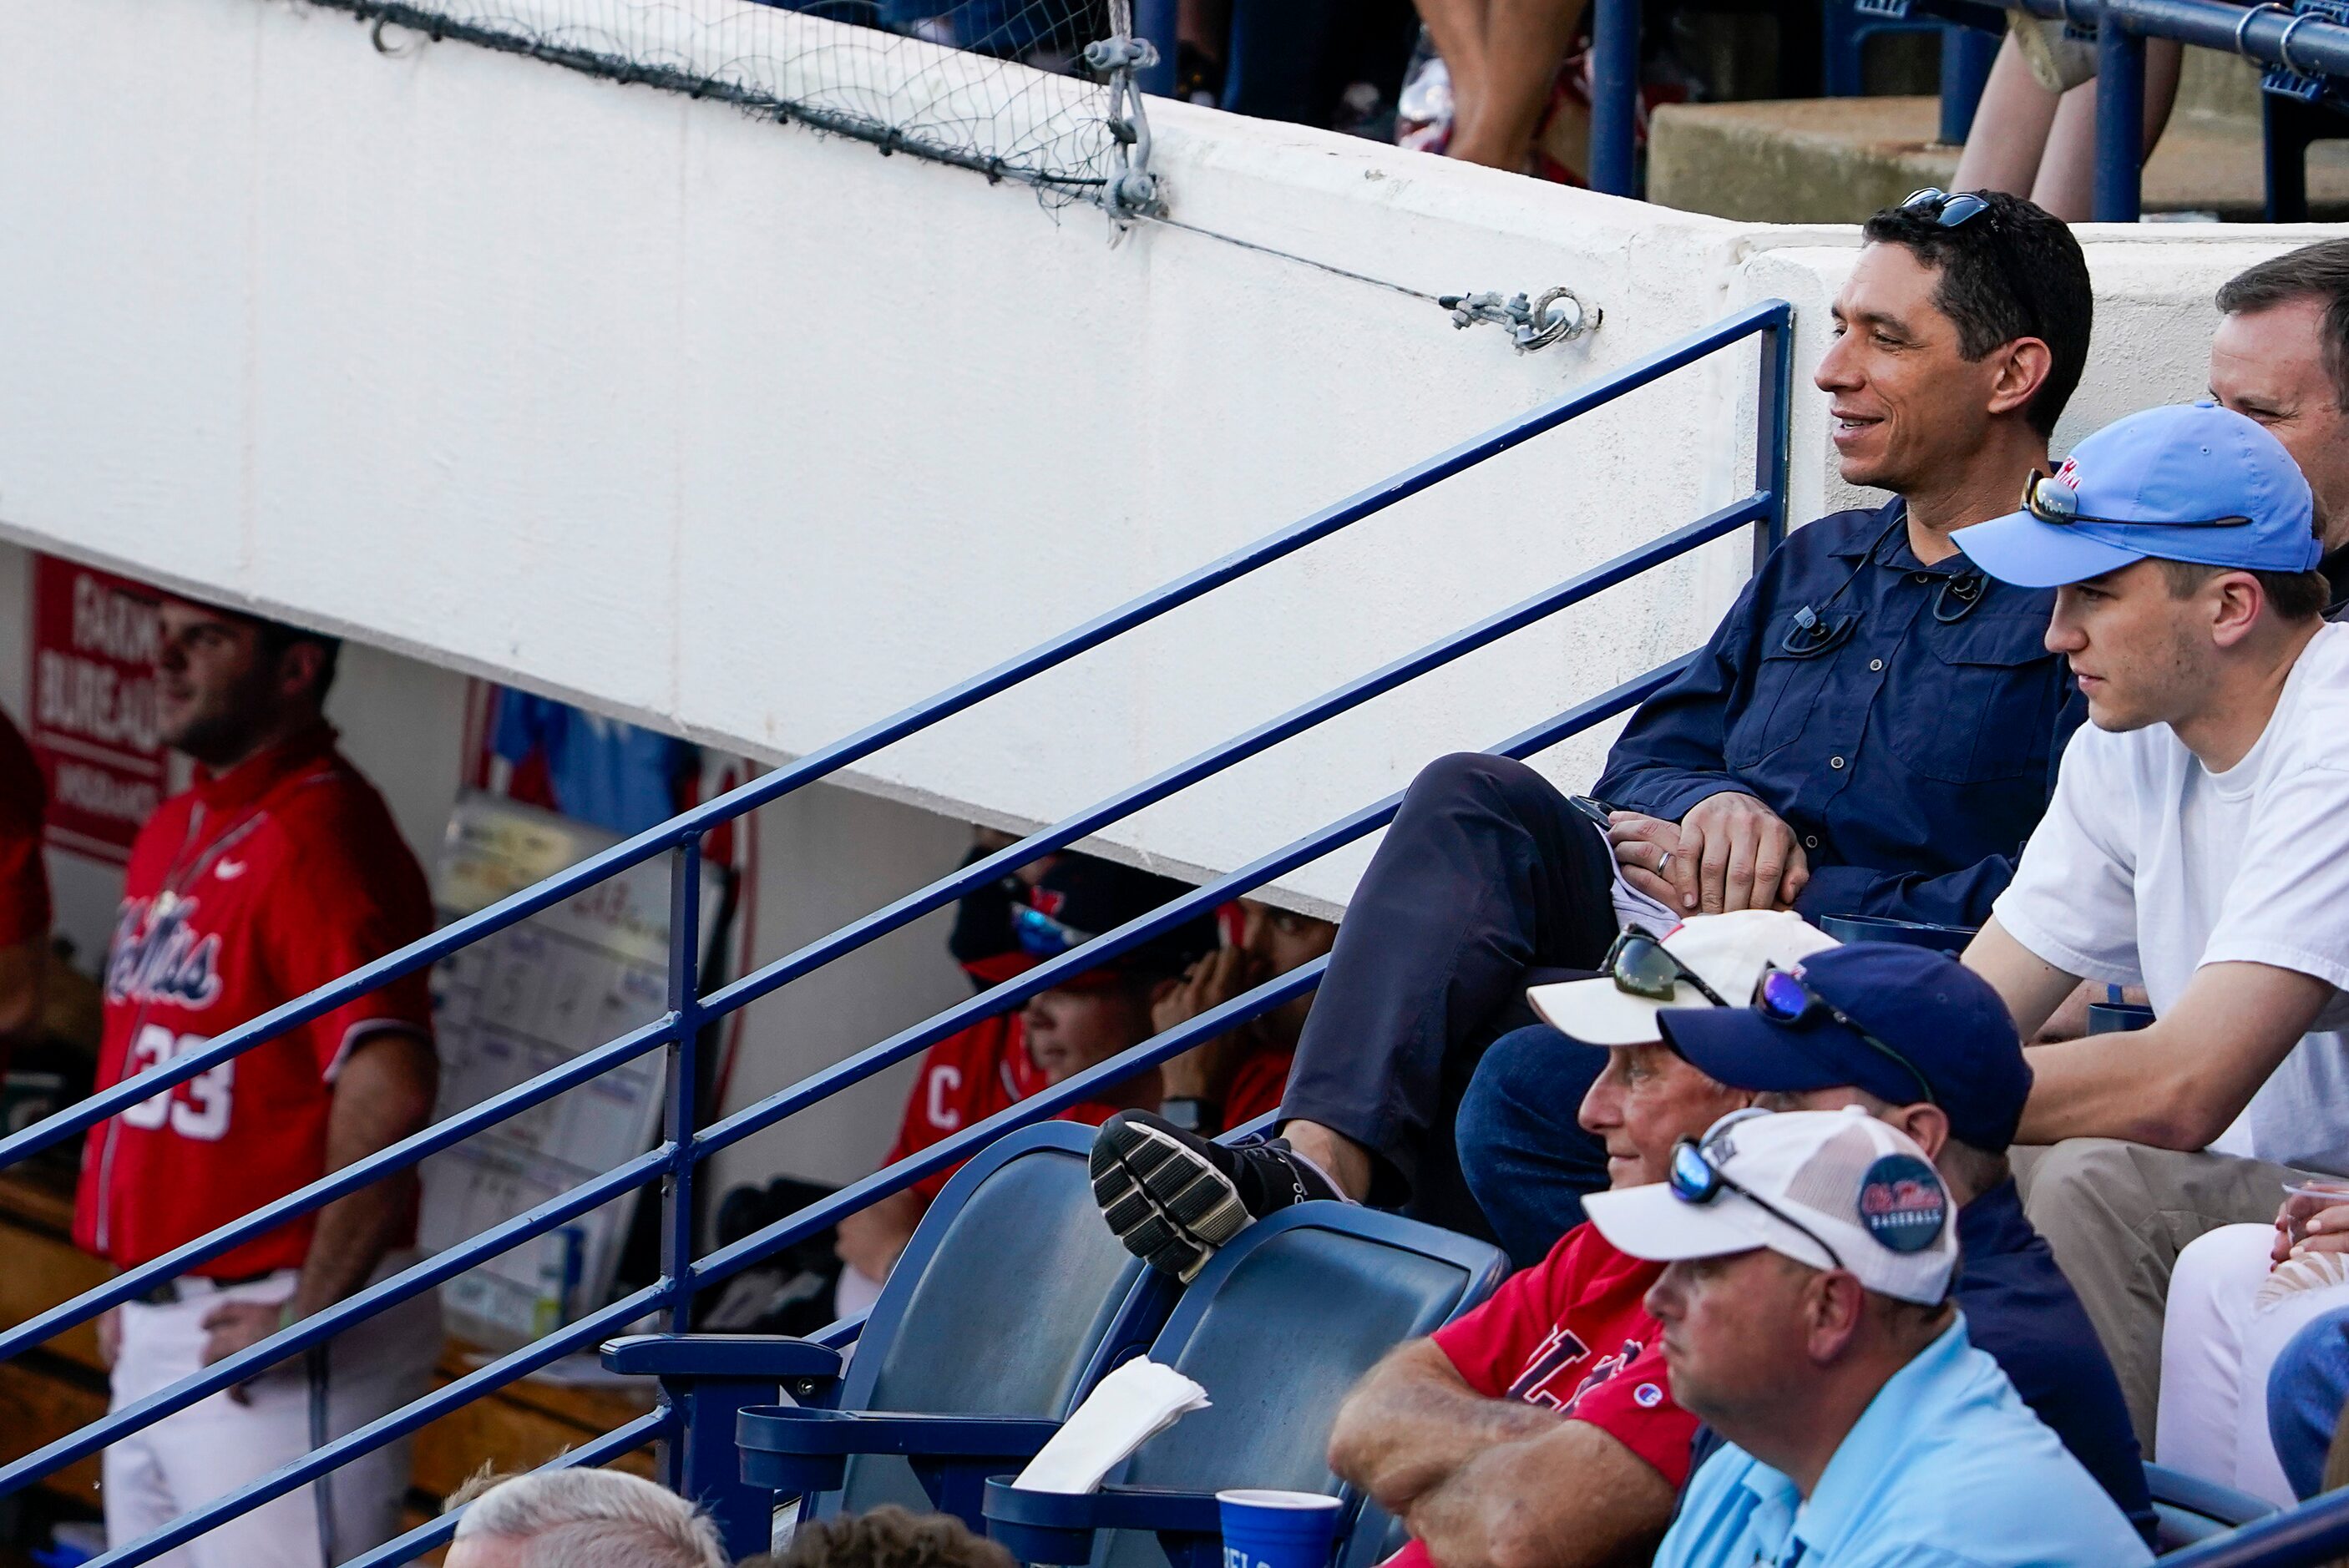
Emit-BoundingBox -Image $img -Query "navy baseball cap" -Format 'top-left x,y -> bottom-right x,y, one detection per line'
1655,943 -> 2033,1152
1952,401 -> 2318,589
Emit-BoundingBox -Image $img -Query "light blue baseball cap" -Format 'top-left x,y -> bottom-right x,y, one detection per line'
1952,401 -> 2318,589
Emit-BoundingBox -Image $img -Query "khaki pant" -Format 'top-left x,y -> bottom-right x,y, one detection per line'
2013,1138 -> 2308,1453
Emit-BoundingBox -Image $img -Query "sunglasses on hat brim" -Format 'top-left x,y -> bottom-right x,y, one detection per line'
1752,964 -> 1938,1108
1603,923 -> 1731,1006
2021,469 -> 2251,532
1667,1136 -> 1849,1272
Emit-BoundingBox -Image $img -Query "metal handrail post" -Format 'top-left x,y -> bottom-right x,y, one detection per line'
1754,312 -> 1795,568
2095,13 -> 2147,220
661,839 -> 702,1487
1591,0 -> 1640,195
1132,0 -> 1177,96
663,838 -> 706,1338
1939,22 -> 2000,144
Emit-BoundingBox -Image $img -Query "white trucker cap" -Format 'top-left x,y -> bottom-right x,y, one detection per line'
1526,911 -> 1839,1046
1584,1106 -> 1957,1306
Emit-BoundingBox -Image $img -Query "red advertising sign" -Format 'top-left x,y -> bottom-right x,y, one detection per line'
28,556 -> 165,862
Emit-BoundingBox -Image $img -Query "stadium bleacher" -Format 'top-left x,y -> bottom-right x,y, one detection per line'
18,3 -> 2349,1567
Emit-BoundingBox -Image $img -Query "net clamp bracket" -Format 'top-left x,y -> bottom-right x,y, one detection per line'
1439,287 -> 1602,352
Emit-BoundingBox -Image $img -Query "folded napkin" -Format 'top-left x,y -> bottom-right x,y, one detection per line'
1012,1359 -> 1211,1495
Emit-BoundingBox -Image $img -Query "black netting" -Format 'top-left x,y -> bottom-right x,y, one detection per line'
306,0 -> 1140,203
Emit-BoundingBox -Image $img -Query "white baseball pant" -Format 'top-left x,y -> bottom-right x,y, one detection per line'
102,1259 -> 442,1568
2157,1222 -> 2349,1507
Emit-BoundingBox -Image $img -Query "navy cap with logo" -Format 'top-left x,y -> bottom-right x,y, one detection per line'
1018,854 -> 1219,984
1655,942 -> 2033,1152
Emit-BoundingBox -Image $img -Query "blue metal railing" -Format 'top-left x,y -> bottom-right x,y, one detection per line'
0,299 -> 1792,1567
1587,0 -> 2349,222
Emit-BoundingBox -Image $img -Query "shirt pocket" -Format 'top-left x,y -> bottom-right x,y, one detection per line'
1724,634 -> 1839,771
1882,614 -> 2062,783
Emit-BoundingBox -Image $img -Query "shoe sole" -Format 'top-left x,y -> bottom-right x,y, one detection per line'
1090,1121 -> 1253,1283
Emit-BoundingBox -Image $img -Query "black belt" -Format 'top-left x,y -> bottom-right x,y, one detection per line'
133,1269 -> 280,1306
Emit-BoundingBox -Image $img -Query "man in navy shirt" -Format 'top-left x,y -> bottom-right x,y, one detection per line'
1084,189 -> 2097,1260
1650,942 -> 2154,1542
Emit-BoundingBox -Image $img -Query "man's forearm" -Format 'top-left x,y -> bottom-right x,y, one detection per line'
298,1030 -> 437,1318
1402,1425 -> 1672,1568
1329,1345 -> 1552,1510
295,1175 -> 418,1316
2017,962 -> 2332,1148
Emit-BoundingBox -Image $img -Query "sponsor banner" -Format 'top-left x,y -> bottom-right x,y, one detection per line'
28,556 -> 164,862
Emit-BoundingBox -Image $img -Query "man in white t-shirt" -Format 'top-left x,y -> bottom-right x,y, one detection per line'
1948,399 -> 2343,1444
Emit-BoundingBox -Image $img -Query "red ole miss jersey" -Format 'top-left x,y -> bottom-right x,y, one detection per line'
884,1009 -> 1061,1206
1219,1046 -> 1290,1130
882,974 -> 1294,1210
1385,1227 -> 1694,1568
73,726 -> 435,1275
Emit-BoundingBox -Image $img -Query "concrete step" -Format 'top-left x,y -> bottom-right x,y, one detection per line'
1648,90 -> 2349,223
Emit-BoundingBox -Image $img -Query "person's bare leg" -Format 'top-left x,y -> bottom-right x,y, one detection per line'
2031,38 -> 2183,220
1414,0 -> 1492,152
1448,0 -> 1587,169
1952,33 -> 2063,196
1281,1119 -> 1375,1202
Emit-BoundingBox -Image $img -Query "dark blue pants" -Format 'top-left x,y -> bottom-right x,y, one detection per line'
1455,1024 -> 1612,1269
1280,753 -> 1618,1247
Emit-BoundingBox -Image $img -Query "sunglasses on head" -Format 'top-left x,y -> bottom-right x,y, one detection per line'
1753,964 -> 1938,1108
1901,186 -> 1991,228
1603,923 -> 1729,1006
1667,1136 -> 1848,1272
2020,469 -> 2251,532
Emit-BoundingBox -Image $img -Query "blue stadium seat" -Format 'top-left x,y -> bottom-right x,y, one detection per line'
605,1122 -> 1173,1555
2148,1461 -> 2280,1552
973,1203 -> 1507,1568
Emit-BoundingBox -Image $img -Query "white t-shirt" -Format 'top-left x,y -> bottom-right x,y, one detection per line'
1995,621 -> 2349,1175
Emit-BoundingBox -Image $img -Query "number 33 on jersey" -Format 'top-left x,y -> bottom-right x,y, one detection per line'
73,727 -> 437,1277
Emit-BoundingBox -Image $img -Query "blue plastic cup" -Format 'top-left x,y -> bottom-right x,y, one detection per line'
1218,1490 -> 1343,1568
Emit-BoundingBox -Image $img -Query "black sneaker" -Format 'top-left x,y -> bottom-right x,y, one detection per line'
1089,1110 -> 1340,1281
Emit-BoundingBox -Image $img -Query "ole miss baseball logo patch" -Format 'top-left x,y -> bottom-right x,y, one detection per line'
1857,1154 -> 1947,1254
105,895 -> 224,1009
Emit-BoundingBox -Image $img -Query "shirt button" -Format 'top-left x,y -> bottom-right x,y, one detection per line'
1869,658 -> 1885,672
1912,572 -> 1931,584
1805,835 -> 1820,849
1830,756 -> 1846,770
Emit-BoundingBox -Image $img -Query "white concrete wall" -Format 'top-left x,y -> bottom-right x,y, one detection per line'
1,0 -> 2342,928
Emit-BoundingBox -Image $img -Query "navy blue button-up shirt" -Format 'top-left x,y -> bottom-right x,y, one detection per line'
1594,500 -> 2081,928
1682,1180 -> 2153,1543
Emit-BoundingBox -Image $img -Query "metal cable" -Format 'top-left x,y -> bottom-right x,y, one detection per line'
1137,210 -> 1452,303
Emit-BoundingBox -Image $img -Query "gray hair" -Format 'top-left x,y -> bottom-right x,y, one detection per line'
448,1468 -> 730,1568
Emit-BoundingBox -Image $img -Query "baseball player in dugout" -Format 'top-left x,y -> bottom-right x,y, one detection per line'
75,596 -> 443,1568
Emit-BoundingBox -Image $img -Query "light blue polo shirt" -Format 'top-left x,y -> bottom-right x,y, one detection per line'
1657,1316 -> 2153,1568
